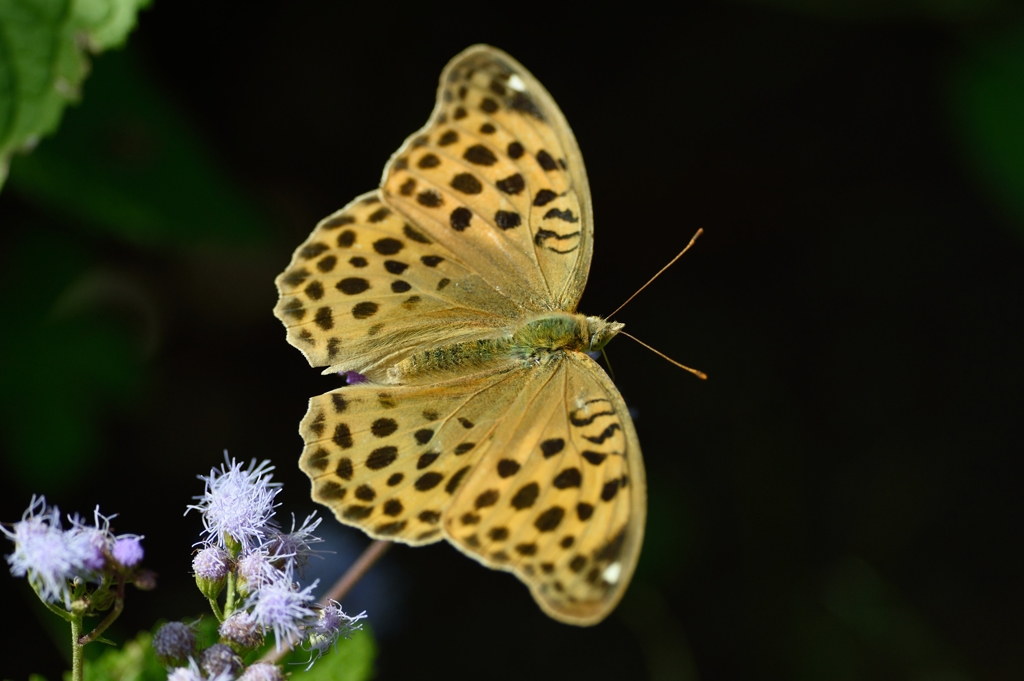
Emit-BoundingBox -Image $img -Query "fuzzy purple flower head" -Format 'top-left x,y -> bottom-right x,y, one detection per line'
304,600 -> 366,669
2,497 -> 79,606
248,567 -> 319,651
264,512 -> 323,576
187,455 -> 282,553
112,536 -> 145,567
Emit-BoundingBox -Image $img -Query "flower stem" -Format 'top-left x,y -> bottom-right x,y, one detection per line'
224,570 -> 237,618
41,597 -> 75,622
78,576 -> 125,645
208,596 -> 225,621
320,540 -> 391,604
71,615 -> 84,681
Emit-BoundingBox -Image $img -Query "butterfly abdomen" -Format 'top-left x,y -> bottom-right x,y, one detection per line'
391,337 -> 515,381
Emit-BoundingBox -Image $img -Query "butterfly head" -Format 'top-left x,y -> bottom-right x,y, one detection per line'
585,317 -> 624,352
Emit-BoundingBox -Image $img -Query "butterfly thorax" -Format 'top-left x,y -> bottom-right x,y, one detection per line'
386,313 -> 623,384
511,313 -> 624,355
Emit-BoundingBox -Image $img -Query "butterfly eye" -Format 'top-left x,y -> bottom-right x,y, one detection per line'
587,320 -> 623,352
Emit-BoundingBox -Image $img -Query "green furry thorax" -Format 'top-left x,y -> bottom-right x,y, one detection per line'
389,313 -> 623,382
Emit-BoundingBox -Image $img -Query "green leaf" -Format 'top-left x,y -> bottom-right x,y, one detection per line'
0,0 -> 150,189
948,27 -> 1024,244
6,47 -> 272,248
285,628 -> 377,681
737,0 -> 1002,21
76,631 -> 166,681
0,219 -> 145,489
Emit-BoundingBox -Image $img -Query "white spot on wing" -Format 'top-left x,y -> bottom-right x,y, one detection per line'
507,74 -> 527,92
602,562 -> 622,584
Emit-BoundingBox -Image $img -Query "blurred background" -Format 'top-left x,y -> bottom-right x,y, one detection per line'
2,1 -> 1023,679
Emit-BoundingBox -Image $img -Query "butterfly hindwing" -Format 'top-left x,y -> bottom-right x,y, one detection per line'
299,364 -> 531,545
444,352 -> 644,625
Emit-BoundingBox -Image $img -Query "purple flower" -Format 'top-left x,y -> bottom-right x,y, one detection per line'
219,610 -> 264,650
247,568 -> 318,650
112,536 -> 144,567
303,600 -> 366,669
192,545 -> 231,582
341,370 -> 369,384
236,551 -> 276,594
238,663 -> 285,681
263,512 -> 323,576
200,643 -> 243,678
153,621 -> 197,666
3,497 -> 78,606
187,455 -> 281,553
166,659 -> 205,681
66,506 -> 120,573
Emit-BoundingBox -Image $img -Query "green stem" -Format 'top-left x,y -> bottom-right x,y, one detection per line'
224,570 -> 237,617
208,595 -> 224,621
78,577 -> 124,645
41,597 -> 75,622
70,615 -> 84,681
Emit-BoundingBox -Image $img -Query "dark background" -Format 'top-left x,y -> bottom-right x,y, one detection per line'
3,2 -> 1023,679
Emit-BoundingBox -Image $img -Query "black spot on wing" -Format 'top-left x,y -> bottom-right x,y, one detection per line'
496,173 -> 524,195
536,150 -> 558,171
535,228 -> 581,254
450,208 -> 472,231
543,208 -> 579,223
570,407 -> 615,427
495,210 -> 521,230
322,215 -> 355,229
533,189 -> 557,207
584,423 -> 622,444
451,173 -> 483,195
509,91 -> 545,120
403,224 -> 432,243
464,145 -> 497,166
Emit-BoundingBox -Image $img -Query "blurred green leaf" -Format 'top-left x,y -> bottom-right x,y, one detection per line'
285,628 -> 377,681
75,630 -> 164,681
949,27 -> 1024,244
739,0 -> 1003,21
7,46 -> 272,248
0,0 -> 150,189
66,620 -> 375,681
803,557 -> 973,681
0,224 -> 143,490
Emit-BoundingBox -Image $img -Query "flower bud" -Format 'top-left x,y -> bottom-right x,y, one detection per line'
200,643 -> 243,678
153,621 -> 197,667
193,546 -> 230,600
133,569 -> 158,591
219,610 -> 265,653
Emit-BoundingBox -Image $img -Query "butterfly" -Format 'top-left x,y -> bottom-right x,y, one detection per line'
274,45 -> 644,625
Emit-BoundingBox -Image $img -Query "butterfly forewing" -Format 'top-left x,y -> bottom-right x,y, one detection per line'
381,45 -> 593,313
274,191 -> 521,379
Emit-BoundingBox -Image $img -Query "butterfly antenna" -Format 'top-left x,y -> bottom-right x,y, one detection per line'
606,228 -> 703,319
620,331 -> 707,380
600,347 -> 617,381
